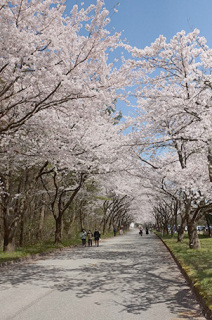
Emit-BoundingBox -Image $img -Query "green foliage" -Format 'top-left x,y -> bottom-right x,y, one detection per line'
100,231 -> 114,239
161,234 -> 212,310
0,230 -> 126,264
0,238 -> 81,263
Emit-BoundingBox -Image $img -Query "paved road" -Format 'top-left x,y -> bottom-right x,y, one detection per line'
0,230 -> 206,320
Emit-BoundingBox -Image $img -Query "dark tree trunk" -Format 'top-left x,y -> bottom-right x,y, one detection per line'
177,227 -> 185,242
163,224 -> 169,235
55,216 -> 62,243
3,224 -> 15,252
79,208 -> 83,231
19,210 -> 24,247
3,238 -> 15,252
3,205 -> 17,252
205,214 -> 212,237
102,221 -> 106,235
177,197 -> 191,242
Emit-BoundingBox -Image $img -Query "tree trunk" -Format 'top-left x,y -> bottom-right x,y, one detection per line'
188,223 -> 201,249
67,215 -> 75,236
208,140 -> 212,182
163,224 -> 169,235
19,201 -> 26,247
19,214 -> 24,247
3,237 -> 15,252
178,197 -> 191,242
205,214 -> 212,237
79,208 -> 83,231
102,217 -> 107,235
36,206 -> 45,240
3,224 -> 15,252
2,203 -> 17,252
108,218 -> 113,233
177,228 -> 184,242
55,216 -> 62,243
177,224 -> 185,242
67,205 -> 76,236
1,174 -> 16,251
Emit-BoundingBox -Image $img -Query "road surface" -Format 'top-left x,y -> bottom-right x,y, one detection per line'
0,230 -> 206,320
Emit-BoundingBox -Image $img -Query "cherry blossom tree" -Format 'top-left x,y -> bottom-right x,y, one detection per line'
0,0 -> 136,135
129,29 -> 212,248
0,0 -> 142,249
0,104 -> 135,246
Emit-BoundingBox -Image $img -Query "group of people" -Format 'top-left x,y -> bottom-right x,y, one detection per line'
80,229 -> 101,247
139,225 -> 149,236
114,225 -> 124,236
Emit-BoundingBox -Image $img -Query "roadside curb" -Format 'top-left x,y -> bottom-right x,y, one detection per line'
156,233 -> 212,320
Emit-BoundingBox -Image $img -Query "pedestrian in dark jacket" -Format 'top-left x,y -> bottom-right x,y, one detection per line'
94,229 -> 101,247
113,227 -> 117,236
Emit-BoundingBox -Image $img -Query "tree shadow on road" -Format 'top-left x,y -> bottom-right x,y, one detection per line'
0,234 -> 204,319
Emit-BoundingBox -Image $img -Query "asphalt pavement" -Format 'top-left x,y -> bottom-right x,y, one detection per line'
0,229 -> 206,320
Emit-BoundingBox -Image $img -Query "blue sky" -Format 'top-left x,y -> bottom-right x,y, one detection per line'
66,1 -> 212,116
69,0 -> 212,47
110,0 -> 212,48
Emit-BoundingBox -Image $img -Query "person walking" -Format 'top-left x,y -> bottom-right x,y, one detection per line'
87,230 -> 93,247
113,227 -> 117,236
94,229 -> 101,247
80,229 -> 87,247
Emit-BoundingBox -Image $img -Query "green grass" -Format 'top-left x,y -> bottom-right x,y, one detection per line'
0,230 -> 121,264
0,237 -> 82,264
0,228 -> 128,264
100,231 -> 114,239
160,234 -> 212,311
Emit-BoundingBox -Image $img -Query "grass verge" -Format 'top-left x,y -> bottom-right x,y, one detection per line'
157,233 -> 212,312
0,230 -> 119,264
0,237 -> 81,264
